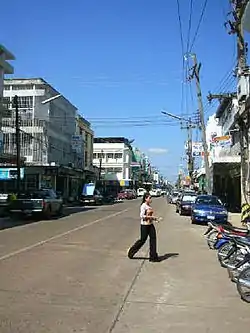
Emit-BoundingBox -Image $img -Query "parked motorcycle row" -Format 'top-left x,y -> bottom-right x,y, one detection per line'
204,221 -> 250,303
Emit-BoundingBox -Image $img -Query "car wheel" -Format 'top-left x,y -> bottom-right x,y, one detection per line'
44,206 -> 52,219
57,204 -> 63,216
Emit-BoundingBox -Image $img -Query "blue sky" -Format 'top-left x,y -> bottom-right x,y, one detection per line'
2,0 -> 246,181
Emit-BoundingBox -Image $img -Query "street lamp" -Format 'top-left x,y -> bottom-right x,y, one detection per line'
161,110 -> 197,125
161,110 -> 195,183
41,94 -> 62,104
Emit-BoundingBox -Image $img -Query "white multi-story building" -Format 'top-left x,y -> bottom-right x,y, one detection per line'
0,45 -> 14,100
93,137 -> 133,181
3,78 -> 79,167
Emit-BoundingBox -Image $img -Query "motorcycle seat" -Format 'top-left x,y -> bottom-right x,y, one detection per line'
235,236 -> 250,247
223,225 -> 249,234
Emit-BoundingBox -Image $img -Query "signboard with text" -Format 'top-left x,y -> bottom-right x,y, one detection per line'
0,168 -> 24,180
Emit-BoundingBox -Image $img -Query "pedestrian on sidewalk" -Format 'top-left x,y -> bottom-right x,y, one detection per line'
127,192 -> 160,262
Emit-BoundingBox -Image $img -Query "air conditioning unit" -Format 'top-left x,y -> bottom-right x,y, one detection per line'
237,76 -> 250,102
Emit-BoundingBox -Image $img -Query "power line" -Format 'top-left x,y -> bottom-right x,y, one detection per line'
189,0 -> 209,52
187,0 -> 194,54
176,0 -> 186,117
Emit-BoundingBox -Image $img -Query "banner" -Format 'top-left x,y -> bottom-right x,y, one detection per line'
192,142 -> 203,157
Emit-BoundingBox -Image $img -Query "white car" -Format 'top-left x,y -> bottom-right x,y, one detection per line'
137,188 -> 147,197
150,189 -> 161,197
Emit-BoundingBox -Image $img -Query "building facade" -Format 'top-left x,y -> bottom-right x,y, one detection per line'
3,78 -> 79,166
76,115 -> 94,174
204,98 -> 241,211
0,45 -> 14,101
1,78 -> 90,200
93,137 -> 133,183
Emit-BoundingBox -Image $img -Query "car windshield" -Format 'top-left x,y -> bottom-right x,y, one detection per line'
172,192 -> 179,197
196,196 -> 222,206
182,195 -> 196,203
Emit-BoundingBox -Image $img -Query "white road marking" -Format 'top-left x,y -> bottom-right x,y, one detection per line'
0,208 -> 130,262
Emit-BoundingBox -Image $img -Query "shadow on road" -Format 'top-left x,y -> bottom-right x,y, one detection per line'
0,206 -> 98,231
132,252 -> 179,262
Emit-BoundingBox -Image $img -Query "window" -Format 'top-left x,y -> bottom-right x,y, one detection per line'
195,196 -> 222,206
93,153 -> 97,159
15,96 -> 33,109
114,153 -> 122,159
85,151 -> 88,166
114,167 -> 122,173
182,195 -> 196,203
4,85 -> 10,90
12,84 -> 33,90
97,153 -> 104,159
107,153 -> 114,158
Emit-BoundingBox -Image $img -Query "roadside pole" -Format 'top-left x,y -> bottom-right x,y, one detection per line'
188,54 -> 212,194
13,95 -> 21,195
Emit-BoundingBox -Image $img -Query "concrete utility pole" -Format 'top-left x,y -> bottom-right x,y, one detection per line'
227,0 -> 250,218
99,149 -> 104,181
181,118 -> 196,180
13,95 -> 21,195
188,54 -> 212,194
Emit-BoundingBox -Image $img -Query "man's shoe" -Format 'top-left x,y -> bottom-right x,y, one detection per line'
149,256 -> 161,262
127,248 -> 134,259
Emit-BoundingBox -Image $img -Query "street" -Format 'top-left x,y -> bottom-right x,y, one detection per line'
0,197 -> 250,333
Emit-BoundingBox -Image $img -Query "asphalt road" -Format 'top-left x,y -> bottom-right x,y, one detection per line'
1,197 -> 250,333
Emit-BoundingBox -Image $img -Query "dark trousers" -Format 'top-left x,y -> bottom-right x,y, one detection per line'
128,224 -> 158,259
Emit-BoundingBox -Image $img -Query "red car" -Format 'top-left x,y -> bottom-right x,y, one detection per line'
117,190 -> 134,200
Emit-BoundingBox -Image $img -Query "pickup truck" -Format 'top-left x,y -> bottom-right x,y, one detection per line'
9,189 -> 63,219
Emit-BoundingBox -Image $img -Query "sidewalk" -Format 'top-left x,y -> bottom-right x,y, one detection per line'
228,212 -> 242,227
111,203 -> 250,333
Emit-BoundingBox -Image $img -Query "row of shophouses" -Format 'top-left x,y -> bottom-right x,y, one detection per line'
0,45 -> 159,200
193,96 -> 242,212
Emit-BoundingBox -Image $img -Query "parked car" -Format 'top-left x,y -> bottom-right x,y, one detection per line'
137,188 -> 146,197
9,189 -> 63,219
128,189 -> 137,199
150,189 -> 161,197
117,190 -> 133,200
176,193 -> 197,215
191,194 -> 228,224
80,183 -> 104,205
161,189 -> 166,196
169,191 -> 180,204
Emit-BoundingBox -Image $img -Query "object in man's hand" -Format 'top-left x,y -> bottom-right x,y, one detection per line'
145,208 -> 154,223
155,217 -> 163,223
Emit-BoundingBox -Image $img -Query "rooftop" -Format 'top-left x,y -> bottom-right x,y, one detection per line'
4,78 -> 78,110
0,45 -> 15,60
94,137 -> 132,146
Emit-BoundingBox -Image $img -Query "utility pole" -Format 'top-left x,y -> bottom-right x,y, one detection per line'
181,117 -> 195,180
98,149 -> 104,181
12,95 -> 21,195
226,0 -> 250,221
188,54 -> 212,194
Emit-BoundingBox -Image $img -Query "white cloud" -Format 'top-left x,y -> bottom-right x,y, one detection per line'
148,148 -> 168,154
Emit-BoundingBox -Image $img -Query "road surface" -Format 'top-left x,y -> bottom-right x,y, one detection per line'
0,197 -> 250,333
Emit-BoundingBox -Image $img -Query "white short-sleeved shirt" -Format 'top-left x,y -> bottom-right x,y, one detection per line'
140,203 -> 152,225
